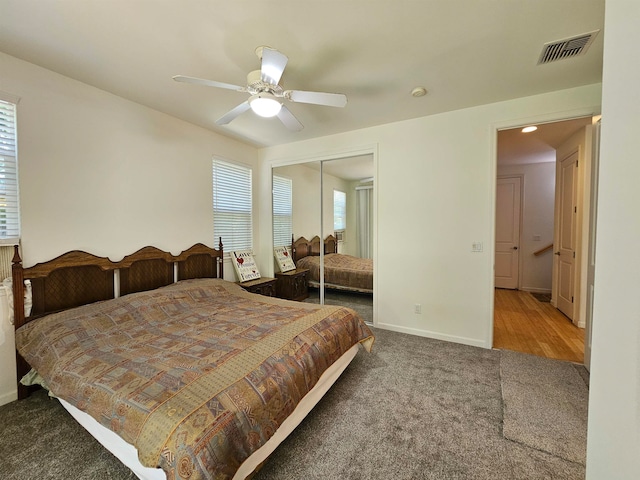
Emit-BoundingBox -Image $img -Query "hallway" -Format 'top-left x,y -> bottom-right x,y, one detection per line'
493,288 -> 584,363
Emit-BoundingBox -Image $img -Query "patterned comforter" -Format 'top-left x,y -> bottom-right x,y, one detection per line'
15,278 -> 374,480
297,253 -> 373,291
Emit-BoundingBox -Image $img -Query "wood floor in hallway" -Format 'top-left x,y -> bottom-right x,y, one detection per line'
493,288 -> 584,363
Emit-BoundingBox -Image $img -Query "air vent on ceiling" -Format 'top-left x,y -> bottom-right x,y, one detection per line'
538,30 -> 600,64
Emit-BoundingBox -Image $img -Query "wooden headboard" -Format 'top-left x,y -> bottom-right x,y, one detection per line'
12,240 -> 224,399
292,235 -> 337,263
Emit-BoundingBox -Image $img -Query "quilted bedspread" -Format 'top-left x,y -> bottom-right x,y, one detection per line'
297,253 -> 373,291
15,278 -> 374,480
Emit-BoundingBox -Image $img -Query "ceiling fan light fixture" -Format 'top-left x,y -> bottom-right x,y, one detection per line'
249,93 -> 282,118
174,47 -> 345,130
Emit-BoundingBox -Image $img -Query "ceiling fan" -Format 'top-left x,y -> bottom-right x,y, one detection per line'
173,46 -> 347,131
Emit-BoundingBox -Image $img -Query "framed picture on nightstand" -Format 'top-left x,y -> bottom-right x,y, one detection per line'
274,245 -> 296,273
231,250 -> 261,282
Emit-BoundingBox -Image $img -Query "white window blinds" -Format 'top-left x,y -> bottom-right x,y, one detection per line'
333,190 -> 346,231
273,175 -> 293,248
0,99 -> 20,243
213,158 -> 252,253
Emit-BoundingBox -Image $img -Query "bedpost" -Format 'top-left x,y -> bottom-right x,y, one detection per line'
11,245 -> 30,400
11,245 -> 25,329
291,234 -> 296,260
218,237 -> 224,279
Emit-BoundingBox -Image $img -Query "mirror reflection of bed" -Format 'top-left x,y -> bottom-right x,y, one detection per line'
293,234 -> 373,324
272,155 -> 374,324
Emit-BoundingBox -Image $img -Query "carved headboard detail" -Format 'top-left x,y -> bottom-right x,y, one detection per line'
292,235 -> 337,263
11,238 -> 224,331
11,239 -> 224,399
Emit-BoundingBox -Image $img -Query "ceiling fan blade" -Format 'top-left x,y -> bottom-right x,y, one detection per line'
260,47 -> 288,85
277,105 -> 304,131
173,75 -> 244,92
286,90 -> 347,108
216,101 -> 251,125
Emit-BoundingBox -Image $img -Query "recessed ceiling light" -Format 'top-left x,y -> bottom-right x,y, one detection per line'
522,126 -> 538,133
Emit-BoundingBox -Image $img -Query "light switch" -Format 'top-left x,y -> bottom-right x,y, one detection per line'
472,242 -> 483,252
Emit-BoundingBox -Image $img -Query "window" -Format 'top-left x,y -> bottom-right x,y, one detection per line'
272,175 -> 293,248
212,158 -> 252,253
333,189 -> 346,232
0,98 -> 20,243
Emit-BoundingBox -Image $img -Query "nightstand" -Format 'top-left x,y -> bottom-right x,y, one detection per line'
237,277 -> 277,297
275,268 -> 309,301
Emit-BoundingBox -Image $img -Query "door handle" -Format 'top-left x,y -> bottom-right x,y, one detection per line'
512,246 -> 518,250
554,252 -> 561,255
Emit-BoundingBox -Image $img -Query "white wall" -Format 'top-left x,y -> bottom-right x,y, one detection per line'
586,1 -> 640,478
497,162 -> 555,292
0,51 -> 259,404
0,52 -> 258,266
258,84 -> 601,348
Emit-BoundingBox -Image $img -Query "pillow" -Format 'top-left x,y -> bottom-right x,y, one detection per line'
2,277 -> 33,324
21,368 -> 57,398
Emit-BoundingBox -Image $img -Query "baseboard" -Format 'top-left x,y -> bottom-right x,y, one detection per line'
521,287 -> 552,294
375,322 -> 488,349
0,388 -> 17,407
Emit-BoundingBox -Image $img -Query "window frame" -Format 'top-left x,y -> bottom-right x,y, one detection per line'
212,157 -> 253,256
272,174 -> 293,249
0,93 -> 21,244
333,189 -> 346,233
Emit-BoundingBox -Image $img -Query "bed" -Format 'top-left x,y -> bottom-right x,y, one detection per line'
11,241 -> 374,480
292,235 -> 373,293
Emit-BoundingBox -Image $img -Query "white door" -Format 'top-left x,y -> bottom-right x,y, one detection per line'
584,119 -> 601,370
556,150 -> 578,320
495,177 -> 521,289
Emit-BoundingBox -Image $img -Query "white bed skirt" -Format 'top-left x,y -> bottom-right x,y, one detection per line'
60,343 -> 360,480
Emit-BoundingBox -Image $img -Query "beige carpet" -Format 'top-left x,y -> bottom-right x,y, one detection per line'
500,350 -> 589,465
0,328 -> 587,479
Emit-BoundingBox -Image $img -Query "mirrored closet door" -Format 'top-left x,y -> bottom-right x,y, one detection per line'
272,155 -> 374,325
272,161 -> 322,304
320,156 -> 374,324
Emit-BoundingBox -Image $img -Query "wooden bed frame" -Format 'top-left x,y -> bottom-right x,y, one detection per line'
10,238 -> 369,480
291,234 -> 373,294
11,240 -> 224,400
291,234 -> 337,263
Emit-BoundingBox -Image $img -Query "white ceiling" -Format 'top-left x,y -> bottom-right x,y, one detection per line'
299,154 -> 375,182
498,116 -> 594,166
323,155 -> 374,182
0,0 -> 604,151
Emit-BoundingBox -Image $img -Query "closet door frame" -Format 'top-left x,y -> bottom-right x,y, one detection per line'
270,144 -> 378,325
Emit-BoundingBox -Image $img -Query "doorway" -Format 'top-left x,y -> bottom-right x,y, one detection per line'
495,176 -> 522,289
493,117 -> 593,362
556,149 -> 579,320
